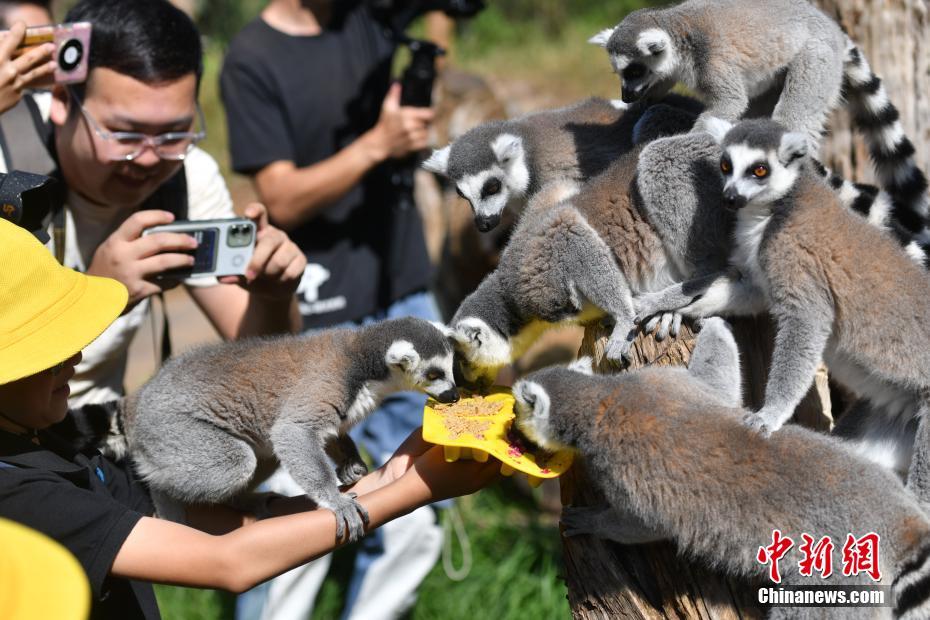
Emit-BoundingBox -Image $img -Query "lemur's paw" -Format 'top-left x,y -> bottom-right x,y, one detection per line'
561,505 -> 614,538
328,492 -> 370,543
605,334 -> 635,364
741,409 -> 782,438
633,293 -> 666,325
337,459 -> 369,487
653,312 -> 681,341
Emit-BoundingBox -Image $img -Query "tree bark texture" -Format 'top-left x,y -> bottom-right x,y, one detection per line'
814,0 -> 930,181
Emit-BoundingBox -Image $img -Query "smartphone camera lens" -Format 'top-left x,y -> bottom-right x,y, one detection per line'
58,38 -> 84,71
226,223 -> 254,248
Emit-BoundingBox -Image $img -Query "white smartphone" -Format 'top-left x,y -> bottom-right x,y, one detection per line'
142,218 -> 256,279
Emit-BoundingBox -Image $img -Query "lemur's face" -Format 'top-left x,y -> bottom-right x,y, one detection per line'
423,134 -> 530,233
449,317 -> 511,383
385,340 -> 458,403
707,118 -> 809,211
512,379 -> 564,451
591,24 -> 677,104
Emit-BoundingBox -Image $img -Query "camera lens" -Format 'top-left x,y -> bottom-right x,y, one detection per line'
58,39 -> 84,71
226,223 -> 254,248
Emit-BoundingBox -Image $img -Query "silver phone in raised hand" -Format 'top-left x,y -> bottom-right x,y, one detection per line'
142,218 -> 256,279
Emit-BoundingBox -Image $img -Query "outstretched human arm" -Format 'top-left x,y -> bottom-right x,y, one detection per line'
111,444 -> 497,593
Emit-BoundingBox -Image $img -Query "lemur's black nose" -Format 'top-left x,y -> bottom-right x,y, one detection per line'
723,188 -> 747,211
621,89 -> 639,104
475,214 -> 501,233
436,388 -> 459,404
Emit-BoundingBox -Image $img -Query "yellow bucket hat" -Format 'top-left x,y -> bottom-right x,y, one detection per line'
0,219 -> 128,385
0,518 -> 91,620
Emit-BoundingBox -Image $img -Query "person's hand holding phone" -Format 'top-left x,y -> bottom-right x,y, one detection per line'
217,203 -> 306,299
86,210 -> 198,310
0,22 -> 55,114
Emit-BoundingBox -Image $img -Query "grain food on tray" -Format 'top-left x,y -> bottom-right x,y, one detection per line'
432,393 -> 504,417
432,393 -> 504,439
444,416 -> 492,440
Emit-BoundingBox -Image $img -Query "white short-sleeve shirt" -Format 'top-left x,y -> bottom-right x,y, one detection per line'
46,147 -> 236,407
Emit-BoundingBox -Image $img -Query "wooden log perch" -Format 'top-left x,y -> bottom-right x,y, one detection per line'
562,318 -> 829,619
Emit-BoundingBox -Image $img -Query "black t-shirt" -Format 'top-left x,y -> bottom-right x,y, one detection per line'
0,430 -> 159,619
220,2 -> 433,328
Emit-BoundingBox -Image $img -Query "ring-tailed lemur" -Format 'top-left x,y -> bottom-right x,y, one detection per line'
591,0 -> 930,237
449,132 -> 731,382
634,118 -> 930,506
449,122 -> 930,384
422,94 -> 703,232
513,318 -> 930,620
122,317 -> 458,542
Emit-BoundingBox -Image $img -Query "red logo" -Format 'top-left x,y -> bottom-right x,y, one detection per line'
757,531 -> 881,582
757,529 -> 794,583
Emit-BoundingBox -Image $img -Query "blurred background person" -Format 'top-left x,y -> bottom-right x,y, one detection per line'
220,0 -> 474,617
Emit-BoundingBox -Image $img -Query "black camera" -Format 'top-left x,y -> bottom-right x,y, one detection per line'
0,171 -> 60,239
400,39 -> 445,108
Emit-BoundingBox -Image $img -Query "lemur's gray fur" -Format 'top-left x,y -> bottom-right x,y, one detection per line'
422,94 -> 703,232
635,118 -> 930,507
122,317 -> 458,542
513,318 -> 930,620
448,121 -> 733,382
446,120 -> 916,384
592,0 -> 930,246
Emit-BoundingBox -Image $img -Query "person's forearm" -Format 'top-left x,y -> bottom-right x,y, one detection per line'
256,131 -> 387,231
236,295 -> 301,337
214,474 -> 430,592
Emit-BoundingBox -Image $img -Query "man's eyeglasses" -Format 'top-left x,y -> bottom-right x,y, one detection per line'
69,88 -> 206,162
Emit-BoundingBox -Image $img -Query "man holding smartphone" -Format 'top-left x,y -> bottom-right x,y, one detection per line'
0,0 -> 305,408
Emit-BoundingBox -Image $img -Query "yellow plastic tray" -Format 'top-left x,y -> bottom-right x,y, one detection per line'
423,387 -> 574,486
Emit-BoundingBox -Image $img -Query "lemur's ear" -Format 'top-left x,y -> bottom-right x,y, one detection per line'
491,133 -> 523,165
567,356 -> 594,376
386,340 -> 420,372
703,117 -> 733,144
588,27 -> 615,48
638,29 -> 669,56
422,146 -> 450,175
430,321 -> 456,340
778,132 -> 809,167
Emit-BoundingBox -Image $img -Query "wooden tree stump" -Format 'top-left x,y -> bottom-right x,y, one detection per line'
562,318 -> 829,619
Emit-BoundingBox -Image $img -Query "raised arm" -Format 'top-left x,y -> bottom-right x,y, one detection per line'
252,83 -> 433,231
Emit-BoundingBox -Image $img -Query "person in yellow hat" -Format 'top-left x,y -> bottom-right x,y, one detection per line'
0,218 -> 499,620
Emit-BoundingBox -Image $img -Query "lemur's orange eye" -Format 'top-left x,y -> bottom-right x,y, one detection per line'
753,165 -> 769,178
720,159 -> 732,174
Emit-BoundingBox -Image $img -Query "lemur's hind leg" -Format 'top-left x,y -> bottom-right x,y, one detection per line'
906,395 -> 930,508
325,434 -> 369,487
132,410 -> 258,510
556,212 -> 640,363
270,416 -> 369,542
772,40 -> 845,152
687,317 -> 742,408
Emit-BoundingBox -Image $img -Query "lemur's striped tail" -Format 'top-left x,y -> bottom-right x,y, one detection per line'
893,542 -> 930,619
842,40 -> 930,240
812,159 -> 928,265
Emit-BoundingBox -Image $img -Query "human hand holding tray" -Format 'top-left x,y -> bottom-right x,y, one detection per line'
422,387 -> 574,486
